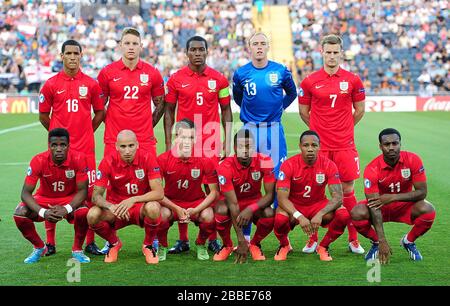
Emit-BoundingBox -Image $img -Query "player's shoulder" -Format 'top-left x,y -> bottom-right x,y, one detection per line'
140,60 -> 160,73
401,151 -> 423,163
318,154 -> 336,167
339,67 -> 362,80
206,66 -> 227,79
365,153 -> 384,170
268,60 -> 288,70
157,150 -> 171,160
218,156 -> 234,169
31,151 -> 49,164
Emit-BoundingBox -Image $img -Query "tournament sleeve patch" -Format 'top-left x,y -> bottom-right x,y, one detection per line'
27,166 -> 32,176
218,175 -> 226,185
278,171 -> 285,180
218,87 -> 230,98
364,178 -> 371,188
298,87 -> 304,97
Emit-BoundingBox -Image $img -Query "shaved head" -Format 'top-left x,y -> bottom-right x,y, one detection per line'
116,130 -> 138,163
117,130 -> 137,142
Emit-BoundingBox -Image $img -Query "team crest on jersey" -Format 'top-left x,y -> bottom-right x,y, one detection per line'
135,169 -> 145,179
268,72 -> 279,84
65,170 -> 75,179
401,168 -> 411,179
27,166 -> 32,176
316,173 -> 325,184
251,171 -> 261,181
79,86 -> 88,97
208,80 -> 217,92
339,81 -> 348,92
140,74 -> 149,85
191,169 -> 201,179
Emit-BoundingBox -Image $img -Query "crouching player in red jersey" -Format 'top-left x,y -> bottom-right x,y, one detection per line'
351,128 -> 436,264
14,128 -> 91,264
274,130 -> 350,261
156,119 -> 219,261
216,129 -> 275,263
88,130 -> 164,264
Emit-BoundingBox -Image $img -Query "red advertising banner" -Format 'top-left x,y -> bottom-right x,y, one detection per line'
416,96 -> 450,112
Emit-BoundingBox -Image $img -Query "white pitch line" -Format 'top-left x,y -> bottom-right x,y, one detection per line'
0,162 -> 28,166
0,122 -> 41,135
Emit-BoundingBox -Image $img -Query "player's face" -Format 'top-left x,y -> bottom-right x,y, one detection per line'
176,127 -> 195,157
120,34 -> 142,61
249,34 -> 269,61
116,137 -> 139,163
61,45 -> 81,71
186,40 -> 208,67
322,43 -> 342,69
236,137 -> 255,166
299,135 -> 320,164
380,134 -> 401,162
49,136 -> 69,164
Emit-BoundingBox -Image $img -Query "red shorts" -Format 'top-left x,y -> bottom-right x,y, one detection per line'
103,142 -> 157,158
293,199 -> 328,220
238,198 -> 260,212
111,202 -> 145,230
16,201 -> 87,224
320,149 -> 360,182
359,200 -> 414,225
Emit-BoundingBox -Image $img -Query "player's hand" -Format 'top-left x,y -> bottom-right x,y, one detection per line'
367,197 -> 384,209
378,240 -> 392,265
177,208 -> 190,223
48,205 -> 67,219
234,240 -> 249,264
115,199 -> 134,220
297,215 -> 313,236
310,213 -> 323,234
44,208 -> 62,223
237,208 -> 253,227
186,207 -> 198,219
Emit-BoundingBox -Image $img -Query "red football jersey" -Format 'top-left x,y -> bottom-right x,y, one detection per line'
25,150 -> 88,200
95,149 -> 161,204
166,66 -> 230,155
277,154 -> 341,206
364,151 -> 426,196
97,59 -> 165,145
157,151 -> 217,205
39,70 -> 104,156
298,67 -> 365,150
218,153 -> 275,202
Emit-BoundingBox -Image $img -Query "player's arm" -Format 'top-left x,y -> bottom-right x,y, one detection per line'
163,102 -> 176,151
39,112 -> 51,130
224,189 -> 246,242
277,186 -> 313,236
311,183 -> 343,233
299,104 -> 310,127
238,180 -> 275,228
92,185 -> 114,210
187,183 -> 219,217
220,103 -> 233,157
353,100 -> 365,126
368,181 -> 427,210
92,110 -> 105,132
159,196 -> 189,222
232,72 -> 243,107
20,183 -> 60,222
282,69 -> 297,109
152,95 -> 166,127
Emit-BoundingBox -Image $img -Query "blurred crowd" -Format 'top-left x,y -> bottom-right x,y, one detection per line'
0,0 -> 449,96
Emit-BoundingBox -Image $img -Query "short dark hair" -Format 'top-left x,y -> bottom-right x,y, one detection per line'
175,118 -> 195,135
378,128 -> 401,143
61,40 -> 82,54
300,130 -> 320,143
234,128 -> 254,146
121,27 -> 141,41
48,128 -> 70,143
186,36 -> 208,51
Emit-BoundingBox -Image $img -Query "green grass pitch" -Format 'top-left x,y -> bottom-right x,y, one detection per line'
0,112 -> 449,286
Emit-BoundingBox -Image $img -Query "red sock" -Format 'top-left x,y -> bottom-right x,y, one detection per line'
157,219 -> 171,247
196,221 -> 215,245
352,219 -> 379,242
143,215 -> 161,246
72,208 -> 89,251
274,214 -> 290,247
90,221 -> 118,245
319,209 -> 349,248
343,191 -> 359,242
309,231 -> 318,242
14,215 -> 45,249
45,220 -> 56,245
178,222 -> 189,241
407,211 -> 436,242
214,214 -> 233,247
208,230 -> 218,241
85,228 -> 95,245
250,217 -> 274,246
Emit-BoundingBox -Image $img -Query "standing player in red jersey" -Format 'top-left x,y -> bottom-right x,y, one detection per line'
274,130 -> 350,261
164,35 -> 232,254
39,40 -> 105,256
88,130 -> 164,264
156,119 -> 219,261
13,128 -> 91,264
298,34 -> 365,254
351,128 -> 435,264
97,27 -> 165,158
216,129 -> 276,263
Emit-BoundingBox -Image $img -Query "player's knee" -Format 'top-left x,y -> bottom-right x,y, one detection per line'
87,206 -> 101,225
144,201 -> 160,219
160,206 -> 172,221
13,204 -> 29,217
414,200 -> 435,216
351,204 -> 369,221
214,200 -> 228,216
199,207 -> 214,223
262,206 -> 275,218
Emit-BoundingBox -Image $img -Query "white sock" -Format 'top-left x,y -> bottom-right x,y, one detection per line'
244,235 -> 250,242
403,236 -> 412,244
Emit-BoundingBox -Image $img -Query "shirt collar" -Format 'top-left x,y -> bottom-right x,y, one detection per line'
118,59 -> 143,71
185,65 -> 210,77
319,67 -> 342,78
60,69 -> 83,80
297,154 -> 317,169
47,150 -> 71,167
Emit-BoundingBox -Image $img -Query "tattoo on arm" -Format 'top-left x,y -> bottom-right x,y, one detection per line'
152,95 -> 165,127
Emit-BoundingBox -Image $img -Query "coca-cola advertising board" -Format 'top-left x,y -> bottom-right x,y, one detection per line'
416,96 -> 450,112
